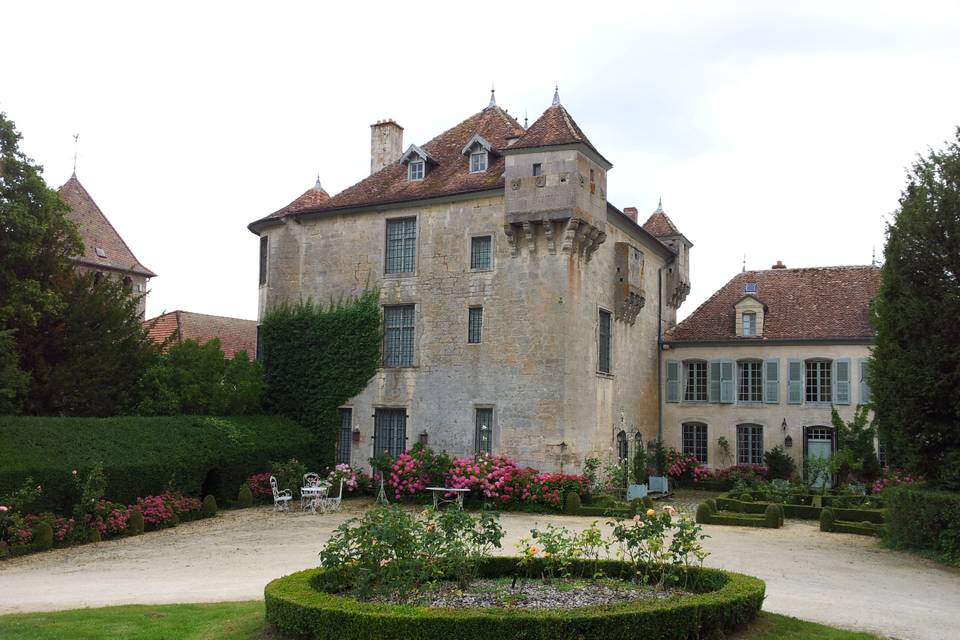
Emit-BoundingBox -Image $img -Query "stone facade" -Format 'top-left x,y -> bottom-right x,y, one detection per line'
254,96 -> 690,472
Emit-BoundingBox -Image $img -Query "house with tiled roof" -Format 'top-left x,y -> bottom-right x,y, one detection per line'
249,89 -> 692,471
59,173 -> 156,318
145,311 -> 258,360
661,263 -> 881,482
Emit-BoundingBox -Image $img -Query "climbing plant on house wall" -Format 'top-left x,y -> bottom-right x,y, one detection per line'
258,291 -> 382,463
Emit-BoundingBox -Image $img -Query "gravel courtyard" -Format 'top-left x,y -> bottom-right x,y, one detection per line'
2,499 -> 958,640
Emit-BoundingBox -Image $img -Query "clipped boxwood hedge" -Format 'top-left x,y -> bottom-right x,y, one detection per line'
717,493 -> 884,523
265,558 -> 765,640
884,486 -> 960,564
0,415 -> 320,513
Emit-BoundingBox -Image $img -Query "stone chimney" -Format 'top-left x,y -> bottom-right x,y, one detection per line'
370,119 -> 403,175
623,207 -> 638,223
772,260 -> 786,269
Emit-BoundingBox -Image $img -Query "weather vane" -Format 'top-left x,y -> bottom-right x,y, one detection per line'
72,133 -> 79,174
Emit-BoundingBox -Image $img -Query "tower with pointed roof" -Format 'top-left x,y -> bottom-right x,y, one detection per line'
58,173 -> 156,318
642,200 -> 691,310
249,90 -> 691,473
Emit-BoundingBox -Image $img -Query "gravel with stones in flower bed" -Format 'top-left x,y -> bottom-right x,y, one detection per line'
412,579 -> 684,609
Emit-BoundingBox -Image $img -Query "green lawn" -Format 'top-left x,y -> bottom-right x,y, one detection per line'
0,602 -> 883,640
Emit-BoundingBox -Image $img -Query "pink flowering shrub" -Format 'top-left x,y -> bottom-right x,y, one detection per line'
445,454 -> 589,508
667,451 -> 701,482
162,491 -> 202,519
872,467 -> 918,493
247,472 -> 274,499
86,501 -> 129,537
327,464 -> 370,494
132,495 -> 174,527
388,452 -> 431,500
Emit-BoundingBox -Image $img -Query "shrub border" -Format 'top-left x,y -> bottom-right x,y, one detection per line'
264,558 -> 765,640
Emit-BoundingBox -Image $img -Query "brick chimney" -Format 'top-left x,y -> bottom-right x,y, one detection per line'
370,119 -> 403,175
772,260 -> 786,269
623,207 -> 638,223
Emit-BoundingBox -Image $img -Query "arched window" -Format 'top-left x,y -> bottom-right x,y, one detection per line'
616,430 -> 628,463
736,423 -> 763,465
682,422 -> 708,463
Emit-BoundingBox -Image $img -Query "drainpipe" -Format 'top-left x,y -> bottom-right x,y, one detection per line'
657,268 -> 664,443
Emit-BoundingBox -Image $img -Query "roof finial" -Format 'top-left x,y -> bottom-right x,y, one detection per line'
488,83 -> 496,108
742,253 -> 747,273
523,109 -> 528,129
654,196 -> 663,213
72,133 -> 79,175
552,83 -> 561,107
314,173 -> 323,191
871,245 -> 877,267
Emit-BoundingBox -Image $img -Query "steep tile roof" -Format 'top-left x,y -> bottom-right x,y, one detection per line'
145,311 -> 258,359
508,102 -> 604,161
250,105 -> 524,231
642,211 -> 681,237
268,179 -> 330,217
59,174 -> 156,278
667,265 -> 881,343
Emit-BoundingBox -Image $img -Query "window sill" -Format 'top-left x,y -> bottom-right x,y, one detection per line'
596,371 -> 614,379
380,365 -> 419,371
383,272 -> 417,279
470,268 -> 493,274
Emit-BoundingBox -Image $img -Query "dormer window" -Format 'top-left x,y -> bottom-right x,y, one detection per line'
470,150 -> 487,173
742,312 -> 756,337
408,160 -> 424,181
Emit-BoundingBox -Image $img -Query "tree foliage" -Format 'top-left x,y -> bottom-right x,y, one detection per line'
871,128 -> 960,487
0,329 -> 29,414
135,338 -> 264,416
830,406 -> 881,486
18,272 -> 160,416
259,292 -> 382,463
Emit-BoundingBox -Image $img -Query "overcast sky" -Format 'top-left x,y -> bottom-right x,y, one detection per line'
5,1 -> 959,322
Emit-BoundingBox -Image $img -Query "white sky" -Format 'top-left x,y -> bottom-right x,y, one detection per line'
4,1 -> 959,321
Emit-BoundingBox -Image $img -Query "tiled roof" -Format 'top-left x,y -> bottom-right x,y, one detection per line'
508,102 -> 605,162
59,174 -> 156,278
145,311 -> 258,359
666,265 -> 881,343
250,105 -> 524,231
642,211 -> 681,237
268,181 -> 330,217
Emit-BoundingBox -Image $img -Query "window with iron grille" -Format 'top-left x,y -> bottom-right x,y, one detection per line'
337,408 -> 352,465
475,408 -> 493,455
682,422 -> 708,463
259,236 -> 268,285
468,307 -> 483,344
383,305 -> 415,367
471,236 -> 492,271
684,361 -> 707,401
738,360 -> 763,402
374,408 -> 406,458
805,360 -> 832,402
385,218 -> 417,274
737,424 -> 763,465
598,309 -> 612,374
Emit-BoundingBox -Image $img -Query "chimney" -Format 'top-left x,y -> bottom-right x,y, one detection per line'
623,207 -> 638,223
772,260 -> 786,269
370,119 -> 403,175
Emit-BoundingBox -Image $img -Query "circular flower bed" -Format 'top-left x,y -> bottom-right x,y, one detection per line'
265,559 -> 765,640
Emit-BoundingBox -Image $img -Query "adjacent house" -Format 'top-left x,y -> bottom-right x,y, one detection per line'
661,263 -> 880,480
145,310 -> 258,359
59,173 -> 156,318
248,90 -> 692,471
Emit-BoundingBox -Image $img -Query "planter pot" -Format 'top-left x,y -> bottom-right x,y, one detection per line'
649,476 -> 669,493
626,483 -> 648,500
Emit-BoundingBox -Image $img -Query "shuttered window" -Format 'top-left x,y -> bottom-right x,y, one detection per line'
385,218 -> 417,274
737,424 -> 763,465
682,422 -> 708,463
788,359 -> 803,404
859,358 -> 872,405
383,305 -> 415,367
337,408 -> 352,465
763,359 -> 779,403
666,361 -> 681,402
719,360 -> 735,403
374,408 -> 407,458
738,360 -> 763,402
598,310 -> 612,374
684,361 -> 707,401
805,360 -> 832,403
834,358 -> 851,405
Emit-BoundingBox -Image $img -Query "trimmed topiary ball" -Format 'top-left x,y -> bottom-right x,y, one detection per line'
563,491 -> 581,515
238,484 -> 254,509
696,502 -> 713,524
740,493 -> 754,502
201,494 -> 218,518
88,528 -> 102,543
820,508 -> 835,532
32,522 -> 54,551
764,504 -> 780,528
128,509 -> 145,536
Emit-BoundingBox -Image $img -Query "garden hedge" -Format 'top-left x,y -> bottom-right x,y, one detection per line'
0,415 -> 321,513
717,493 -> 884,523
264,558 -> 765,640
884,486 -> 960,564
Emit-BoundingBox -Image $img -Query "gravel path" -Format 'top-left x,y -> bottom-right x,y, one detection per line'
1,500 -> 958,640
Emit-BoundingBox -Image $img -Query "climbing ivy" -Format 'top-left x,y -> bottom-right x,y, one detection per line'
258,291 -> 382,463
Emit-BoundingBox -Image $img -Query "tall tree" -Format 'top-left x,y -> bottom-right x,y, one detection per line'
871,128 -> 960,488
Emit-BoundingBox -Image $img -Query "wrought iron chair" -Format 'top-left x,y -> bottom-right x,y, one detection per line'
301,473 -> 322,511
270,475 -> 293,512
318,480 -> 343,514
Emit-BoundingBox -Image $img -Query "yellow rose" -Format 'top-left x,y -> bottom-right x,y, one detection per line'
646,508 -> 656,517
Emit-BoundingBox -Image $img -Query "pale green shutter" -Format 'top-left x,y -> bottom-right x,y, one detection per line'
859,358 -> 872,405
708,360 -> 721,403
834,358 -> 851,405
763,359 -> 780,404
719,360 -> 735,404
788,359 -> 803,404
666,361 -> 681,403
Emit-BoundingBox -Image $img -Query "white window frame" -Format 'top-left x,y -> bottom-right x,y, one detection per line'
408,160 -> 425,181
742,311 -> 756,337
470,150 -> 488,173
